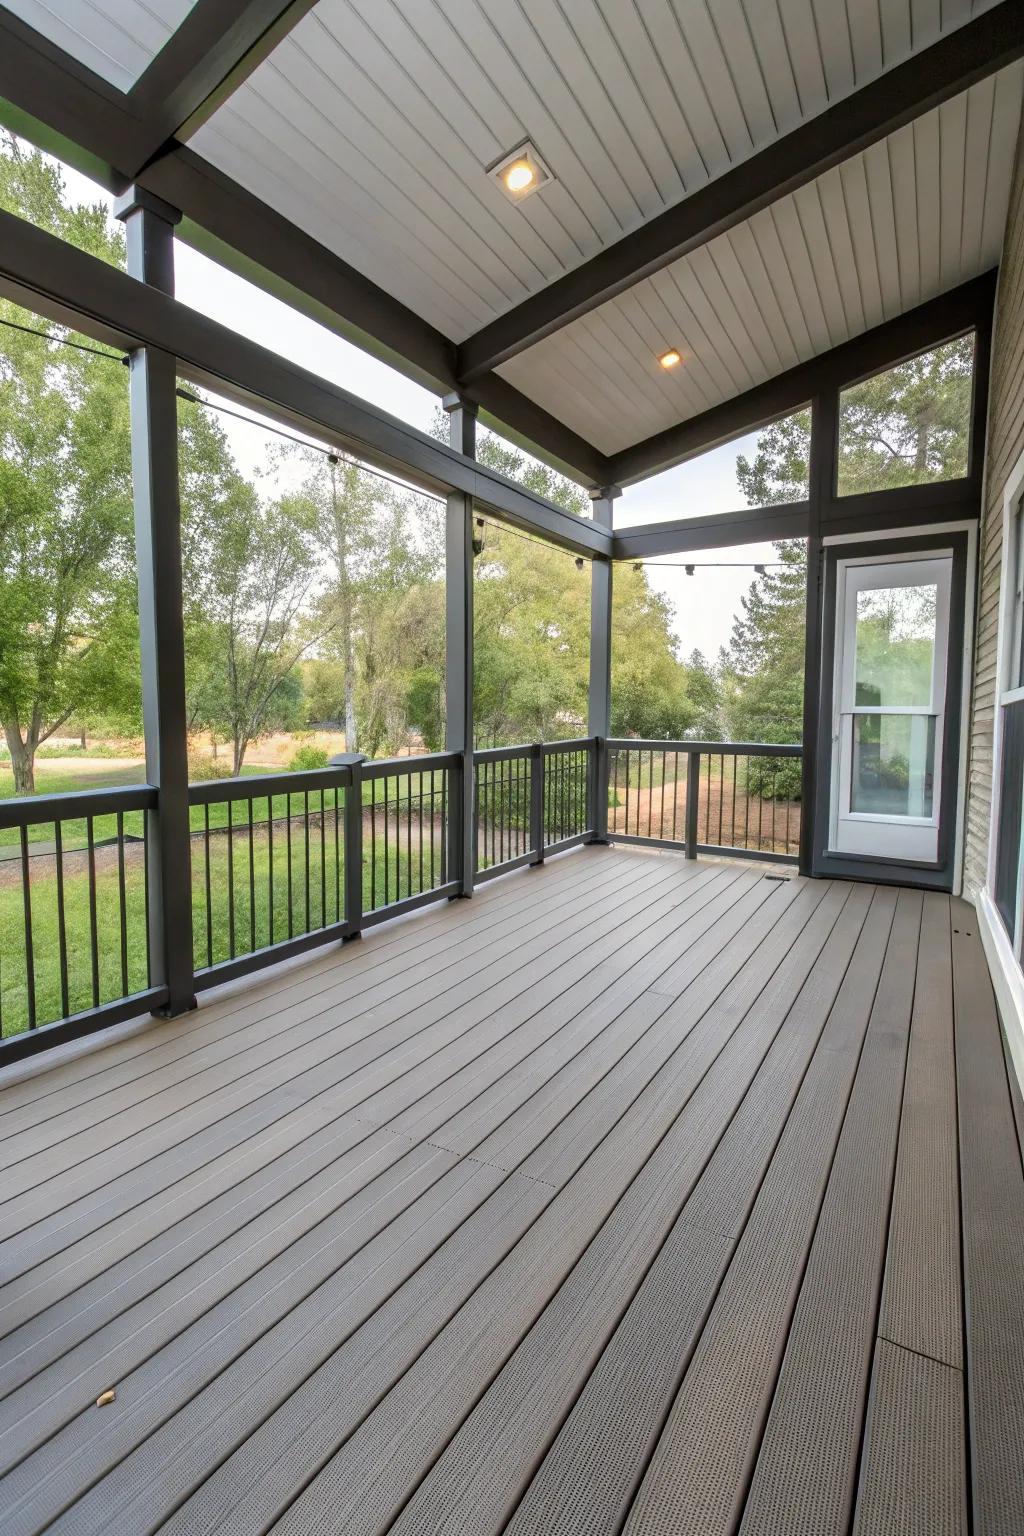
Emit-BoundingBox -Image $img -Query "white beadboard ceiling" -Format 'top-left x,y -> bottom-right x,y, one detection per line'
4,0 -> 197,90
4,0 -> 1020,460
499,65 -> 1024,453
192,0 -> 1006,337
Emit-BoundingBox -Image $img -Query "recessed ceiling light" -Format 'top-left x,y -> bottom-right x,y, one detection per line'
490,141 -> 552,203
658,348 -> 682,369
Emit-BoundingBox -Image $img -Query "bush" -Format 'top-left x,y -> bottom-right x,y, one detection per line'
744,754 -> 802,802
288,744 -> 330,772
187,751 -> 233,782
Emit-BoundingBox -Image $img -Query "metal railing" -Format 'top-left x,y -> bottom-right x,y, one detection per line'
606,739 -> 802,864
189,754 -> 460,991
0,734 -> 798,1062
0,784 -> 165,1049
473,738 -> 596,882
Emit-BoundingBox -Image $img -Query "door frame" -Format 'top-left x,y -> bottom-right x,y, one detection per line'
830,551 -> 952,860
811,530 -> 969,888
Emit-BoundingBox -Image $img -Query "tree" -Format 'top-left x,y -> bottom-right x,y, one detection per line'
835,336 -> 973,491
683,650 -> 723,739
0,134 -> 135,792
187,478 -> 321,773
0,135 -> 271,792
610,562 -> 694,738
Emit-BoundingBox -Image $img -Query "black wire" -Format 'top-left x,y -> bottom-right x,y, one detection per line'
0,313 -> 126,362
177,386 -> 443,504
633,560 -> 789,569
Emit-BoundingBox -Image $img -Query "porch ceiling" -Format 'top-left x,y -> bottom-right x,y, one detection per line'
1,0 -> 1022,479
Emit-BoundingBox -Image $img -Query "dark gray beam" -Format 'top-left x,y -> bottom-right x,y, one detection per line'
0,13 -> 609,485
0,204 -> 611,558
612,502 -> 810,559
125,0 -> 319,176
116,190 -> 195,1014
444,396 -> 477,896
456,4 -> 1024,381
607,272 -> 998,486
800,394 -> 833,875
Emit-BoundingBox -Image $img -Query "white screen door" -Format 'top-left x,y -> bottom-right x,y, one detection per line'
830,554 -> 952,862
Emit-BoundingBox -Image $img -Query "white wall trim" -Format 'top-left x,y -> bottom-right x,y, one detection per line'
975,885 -> 1024,1095
978,446 -> 1024,1100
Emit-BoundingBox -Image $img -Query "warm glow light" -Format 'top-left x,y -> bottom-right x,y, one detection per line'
659,348 -> 682,369
504,161 -> 535,193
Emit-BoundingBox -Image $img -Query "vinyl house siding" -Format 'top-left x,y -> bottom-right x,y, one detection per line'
964,113 -> 1024,900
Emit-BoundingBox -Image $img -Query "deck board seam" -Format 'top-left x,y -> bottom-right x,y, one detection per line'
350,1116 -> 559,1189
875,1331 -> 966,1376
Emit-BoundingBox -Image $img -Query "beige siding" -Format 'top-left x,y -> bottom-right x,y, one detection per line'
963,117 -> 1024,900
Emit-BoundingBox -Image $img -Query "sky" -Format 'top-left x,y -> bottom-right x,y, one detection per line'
53,152 -> 779,661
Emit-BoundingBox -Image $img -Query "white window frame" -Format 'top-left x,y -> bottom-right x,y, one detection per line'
979,448 -> 1024,1098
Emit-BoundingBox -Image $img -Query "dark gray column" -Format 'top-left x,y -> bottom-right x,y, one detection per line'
443,393 -> 477,895
588,485 -> 620,843
115,186 -> 195,1013
799,391 -> 836,877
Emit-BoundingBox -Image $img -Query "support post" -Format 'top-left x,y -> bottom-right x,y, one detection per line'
799,392 -> 836,876
530,742 -> 545,864
686,751 -> 700,859
588,485 -> 620,843
444,394 -> 477,895
115,186 -> 195,1015
343,757 -> 364,937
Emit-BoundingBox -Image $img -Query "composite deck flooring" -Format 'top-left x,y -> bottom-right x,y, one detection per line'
0,847 -> 1022,1535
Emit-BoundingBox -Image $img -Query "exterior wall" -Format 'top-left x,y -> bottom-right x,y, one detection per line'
964,118 -> 1024,899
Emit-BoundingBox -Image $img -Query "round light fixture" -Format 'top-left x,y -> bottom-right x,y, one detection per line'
503,160 -> 535,193
658,348 -> 682,369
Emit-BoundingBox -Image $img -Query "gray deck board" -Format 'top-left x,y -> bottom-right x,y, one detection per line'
0,848 -> 1020,1536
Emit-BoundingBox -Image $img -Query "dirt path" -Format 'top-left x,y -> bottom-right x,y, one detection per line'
609,771 -> 800,857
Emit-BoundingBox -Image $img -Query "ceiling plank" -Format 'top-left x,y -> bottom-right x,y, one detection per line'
125,0 -> 320,176
456,2 -> 1024,383
607,271 -> 997,485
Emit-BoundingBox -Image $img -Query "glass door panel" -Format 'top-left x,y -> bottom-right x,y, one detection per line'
831,555 -> 951,862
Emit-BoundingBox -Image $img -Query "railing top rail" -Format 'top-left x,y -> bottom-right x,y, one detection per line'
0,782 -> 158,829
473,737 -> 594,763
188,765 -> 354,804
606,738 -> 802,757
474,744 -> 535,763
361,751 -> 460,780
541,736 -> 596,754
